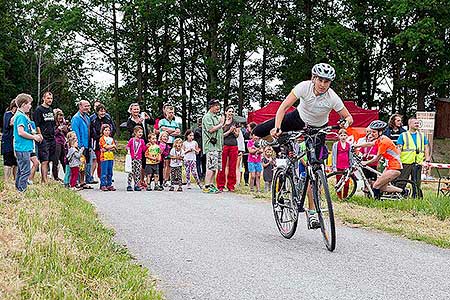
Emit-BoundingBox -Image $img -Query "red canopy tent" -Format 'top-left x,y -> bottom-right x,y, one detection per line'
247,100 -> 378,127
247,101 -> 295,124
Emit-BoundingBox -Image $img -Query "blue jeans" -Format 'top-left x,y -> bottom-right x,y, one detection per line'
100,160 -> 113,187
85,161 -> 94,183
15,151 -> 31,192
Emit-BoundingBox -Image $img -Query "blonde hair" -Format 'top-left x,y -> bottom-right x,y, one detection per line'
173,137 -> 183,147
128,102 -> 140,114
159,131 -> 169,141
15,93 -> 32,108
67,131 -> 78,147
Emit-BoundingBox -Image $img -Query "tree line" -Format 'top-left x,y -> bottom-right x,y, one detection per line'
1,0 -> 449,130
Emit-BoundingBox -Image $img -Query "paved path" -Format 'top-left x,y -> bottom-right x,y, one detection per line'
81,172 -> 450,300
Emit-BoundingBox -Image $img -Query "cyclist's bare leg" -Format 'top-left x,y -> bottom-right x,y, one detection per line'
373,169 -> 402,193
306,184 -> 314,210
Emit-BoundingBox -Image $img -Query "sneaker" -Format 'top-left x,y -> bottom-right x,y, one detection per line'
202,186 -> 210,193
139,181 -> 147,188
127,186 -> 133,191
169,186 -> 175,191
134,185 -> 141,191
307,211 -> 321,230
177,186 -> 183,192
208,186 -> 220,194
146,186 -> 152,191
107,186 -> 116,191
100,186 -> 109,191
401,188 -> 410,198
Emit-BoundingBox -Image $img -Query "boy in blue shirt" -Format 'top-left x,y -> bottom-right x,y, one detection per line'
13,94 -> 43,192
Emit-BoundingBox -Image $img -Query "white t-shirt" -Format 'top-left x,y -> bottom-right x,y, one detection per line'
183,140 -> 197,161
292,80 -> 344,127
169,148 -> 184,167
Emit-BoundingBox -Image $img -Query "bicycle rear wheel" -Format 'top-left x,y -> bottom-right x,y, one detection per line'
313,169 -> 336,251
388,179 -> 419,199
272,169 -> 298,239
327,171 -> 357,200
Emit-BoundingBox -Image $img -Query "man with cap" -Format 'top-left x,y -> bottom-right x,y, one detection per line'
202,99 -> 225,193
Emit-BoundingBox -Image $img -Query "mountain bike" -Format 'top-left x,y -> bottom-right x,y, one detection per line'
260,125 -> 340,252
327,148 -> 420,200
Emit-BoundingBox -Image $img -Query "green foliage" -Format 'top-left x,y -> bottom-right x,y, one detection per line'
1,0 -> 449,126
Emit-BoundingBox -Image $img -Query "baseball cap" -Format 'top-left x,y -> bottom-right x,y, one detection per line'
208,99 -> 220,106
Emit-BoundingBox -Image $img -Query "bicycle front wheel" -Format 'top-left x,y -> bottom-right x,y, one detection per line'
313,169 -> 336,251
272,169 -> 298,239
327,171 -> 357,201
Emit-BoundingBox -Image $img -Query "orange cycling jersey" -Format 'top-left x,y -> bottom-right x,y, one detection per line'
375,136 -> 402,170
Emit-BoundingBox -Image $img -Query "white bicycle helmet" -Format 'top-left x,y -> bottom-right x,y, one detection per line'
311,63 -> 336,81
369,120 -> 388,131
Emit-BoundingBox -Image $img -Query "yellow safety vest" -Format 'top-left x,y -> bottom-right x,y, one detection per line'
399,131 -> 425,164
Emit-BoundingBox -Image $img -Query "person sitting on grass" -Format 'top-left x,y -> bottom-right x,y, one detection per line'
145,133 -> 163,191
99,124 -> 117,191
169,138 -> 184,192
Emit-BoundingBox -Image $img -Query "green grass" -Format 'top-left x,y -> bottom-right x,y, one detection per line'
0,164 -> 163,299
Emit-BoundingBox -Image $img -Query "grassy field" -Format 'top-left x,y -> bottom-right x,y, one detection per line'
0,166 -> 163,299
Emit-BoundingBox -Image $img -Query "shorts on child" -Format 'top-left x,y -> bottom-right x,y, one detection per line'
206,150 -> 222,171
248,162 -> 262,173
145,164 -> 159,176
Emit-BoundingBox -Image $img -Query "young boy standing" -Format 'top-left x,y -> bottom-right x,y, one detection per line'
13,93 -> 43,192
145,133 -> 163,191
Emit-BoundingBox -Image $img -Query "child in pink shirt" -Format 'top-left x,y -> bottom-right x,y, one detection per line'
331,129 -> 353,199
247,132 -> 263,192
126,126 -> 146,191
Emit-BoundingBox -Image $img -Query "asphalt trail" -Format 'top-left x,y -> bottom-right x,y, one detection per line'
81,172 -> 450,300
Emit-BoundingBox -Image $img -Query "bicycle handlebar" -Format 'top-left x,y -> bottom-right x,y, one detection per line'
256,124 -> 341,148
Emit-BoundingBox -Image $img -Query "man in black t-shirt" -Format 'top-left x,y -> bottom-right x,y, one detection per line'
33,91 -> 56,183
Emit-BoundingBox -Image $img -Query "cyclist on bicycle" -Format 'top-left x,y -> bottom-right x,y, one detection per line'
355,120 -> 403,199
253,63 -> 353,228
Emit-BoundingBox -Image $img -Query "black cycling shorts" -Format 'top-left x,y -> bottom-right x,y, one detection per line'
253,110 -> 307,138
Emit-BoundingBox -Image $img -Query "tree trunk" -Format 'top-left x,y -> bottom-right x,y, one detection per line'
223,40 -> 232,109
112,1 -> 120,134
179,9 -> 187,130
261,36 -> 267,107
238,47 -> 245,114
